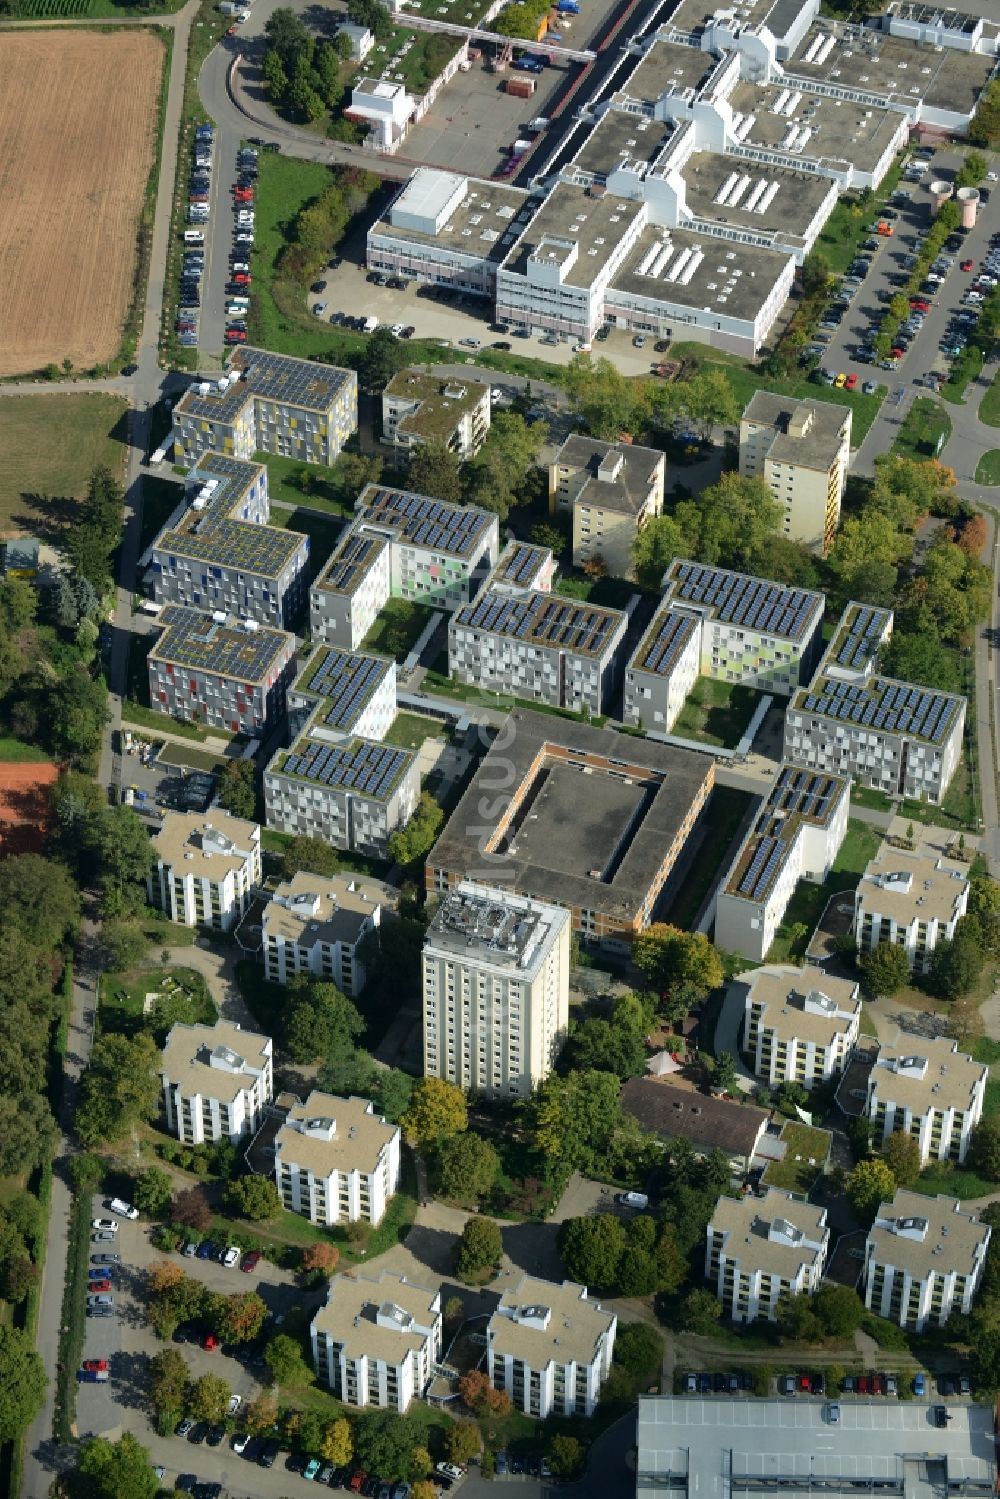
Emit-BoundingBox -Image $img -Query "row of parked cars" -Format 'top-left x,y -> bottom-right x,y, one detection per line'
225,145 -> 260,346
178,124 -> 217,346
210,1443 -> 464,1491
87,1199 -> 137,1319
686,1369 -> 971,1398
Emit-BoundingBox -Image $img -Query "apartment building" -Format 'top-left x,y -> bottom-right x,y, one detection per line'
785,602 -> 967,805
382,369 -> 491,462
260,869 -> 396,995
864,1036 -> 986,1166
548,435 -> 665,578
623,606 -> 701,733
854,843 -> 970,975
311,1270 -> 442,1412
147,605 -> 296,735
160,1019 -> 273,1145
489,540 -> 556,595
274,1091 -> 401,1227
660,560 -> 826,695
714,765 -> 850,962
705,1189 -> 830,1323
739,392 -> 852,554
146,455 -> 310,628
148,810 -> 262,932
741,965 -> 861,1090
310,484 -> 499,649
171,349 -> 357,469
487,1275 -> 616,1419
422,881 -> 570,1099
426,710 -> 714,952
286,646 -> 398,745
864,1190 -> 991,1333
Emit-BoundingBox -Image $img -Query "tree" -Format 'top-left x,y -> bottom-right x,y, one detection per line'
188,1373 -> 231,1424
546,1435 -> 583,1480
463,411 -> 548,522
77,1433 -> 159,1499
557,1214 -> 626,1290
453,1215 -> 502,1278
528,1069 -> 623,1177
458,1368 -> 512,1416
213,1290 -> 268,1345
630,513 -> 688,591
354,1410 -> 427,1482
711,1052 -> 740,1095
172,1185 -> 212,1232
882,1131 -> 921,1189
218,758 -> 257,820
882,631 -> 961,693
223,1174 -> 281,1222
0,1093 -> 57,1176
264,6 -> 313,64
654,1222 -> 688,1295
76,1031 -> 160,1146
971,78 -> 1000,147
632,925 -> 723,1001
847,1157 -> 896,1221
265,1332 -> 314,1387
673,366 -> 741,442
408,441 -> 462,504
680,472 -> 782,574
813,1284 -> 864,1337
245,1391 -> 279,1435
148,1348 -> 190,1430
0,852 -> 79,950
281,834 -> 342,879
438,1132 -> 500,1202
970,1117 -> 1000,1182
444,1422 -> 481,1466
100,919 -> 148,972
564,355 -> 651,438
283,977 -> 363,1067
860,941 -> 910,999
403,1076 -> 468,1151
302,1241 -> 341,1278
372,1068 -> 415,1125
614,1322 -> 665,1379
413,1483 -> 438,1499
358,327 -> 406,393
322,1417 -> 354,1466
927,920 -> 984,1000
387,791 -> 444,869
133,1167 -> 173,1219
530,521 -> 568,556
777,1290 -> 822,1342
0,1325 -> 46,1440
680,1288 -> 723,1334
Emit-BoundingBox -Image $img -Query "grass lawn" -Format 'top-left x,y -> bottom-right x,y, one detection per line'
673,677 -> 759,749
551,572 -> 639,609
975,451 -> 1000,485
100,965 -> 215,1038
761,1121 -> 830,1196
267,505 -> 343,578
918,1160 -> 998,1199
766,819 -> 882,963
940,344 -> 983,406
0,395 -> 127,535
363,597 -> 438,662
370,24 -> 462,93
892,397 -> 952,462
859,1004 -> 878,1039
121,701 -> 209,742
255,451 -> 362,518
0,737 -> 50,762
812,162 -> 904,274
385,711 -> 444,750
663,786 -> 753,930
979,369 -> 1000,427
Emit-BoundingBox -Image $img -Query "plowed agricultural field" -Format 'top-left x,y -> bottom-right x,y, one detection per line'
0,31 -> 164,376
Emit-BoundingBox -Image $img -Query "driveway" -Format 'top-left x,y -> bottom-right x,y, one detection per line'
713,979 -> 756,1093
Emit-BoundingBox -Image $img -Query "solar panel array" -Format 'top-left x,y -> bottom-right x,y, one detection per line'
734,831 -> 786,902
152,605 -> 291,681
635,608 -> 699,676
316,532 -> 387,595
668,561 -> 820,641
772,766 -> 842,825
799,677 -> 959,746
360,485 -> 491,559
456,586 -> 623,656
280,737 -> 411,800
496,542 -> 549,587
304,650 -> 390,732
231,348 -> 353,411
832,604 -> 891,671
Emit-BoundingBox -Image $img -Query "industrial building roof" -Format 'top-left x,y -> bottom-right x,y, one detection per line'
722,766 -> 849,904
792,673 -> 963,747
357,484 -> 496,559
275,1091 -> 399,1177
452,585 -> 625,659
271,734 -> 415,804
628,606 -> 700,679
683,150 -> 835,242
371,172 -> 530,260
614,36 -> 724,107
663,560 -> 824,643
725,78 -> 906,179
149,605 -> 294,684
160,1019 -> 272,1101
742,390 -> 851,473
787,21 -> 994,117
488,1275 -> 615,1370
741,965 -> 861,1047
500,182 -> 646,291
569,109 -> 678,182
611,223 -> 794,324
867,1189 -> 990,1285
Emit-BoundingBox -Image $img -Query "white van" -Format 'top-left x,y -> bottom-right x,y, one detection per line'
363,315 -> 379,333
618,1191 -> 649,1210
108,1197 -> 140,1221
184,229 -> 205,244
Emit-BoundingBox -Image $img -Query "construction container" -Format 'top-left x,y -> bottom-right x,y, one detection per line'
506,75 -> 536,96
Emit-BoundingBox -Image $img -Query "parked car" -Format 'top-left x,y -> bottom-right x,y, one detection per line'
92,1219 -> 118,1234
87,1293 -> 113,1307
177,1419 -> 194,1439
241,1250 -> 262,1273
222,1247 -> 241,1268
781,1375 -> 796,1396
913,1373 -> 925,1396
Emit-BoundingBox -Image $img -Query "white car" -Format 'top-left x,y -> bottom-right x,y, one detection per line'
222,1246 -> 241,1268
988,171 -> 999,183
313,303 -> 328,317
233,1432 -> 251,1454
108,1197 -> 139,1220
391,323 -> 405,336
92,1219 -> 119,1233
436,1464 -> 464,1481
228,1394 -> 242,1415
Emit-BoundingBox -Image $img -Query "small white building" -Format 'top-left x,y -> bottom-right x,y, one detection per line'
274,1091 -> 401,1227
705,1189 -> 830,1324
148,810 -> 261,933
338,20 -> 373,61
742,965 -> 861,1090
487,1274 -> 617,1419
346,78 -> 414,151
865,1035 -> 987,1166
311,1270 -> 442,1411
864,1189 -> 991,1332
261,869 -> 396,996
160,1019 -> 273,1145
854,844 -> 970,975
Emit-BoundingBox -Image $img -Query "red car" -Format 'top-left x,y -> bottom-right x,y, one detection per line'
890,347 -> 905,359
225,330 -> 247,344
82,1359 -> 108,1373
798,1374 -> 811,1392
89,1278 -> 112,1293
961,259 -> 974,271
872,1372 -> 884,1395
241,1250 -> 262,1273
857,1374 -> 870,1395
910,299 -> 930,312
844,373 -> 858,391
349,1473 -> 367,1494
202,1333 -> 219,1351
232,272 -> 250,284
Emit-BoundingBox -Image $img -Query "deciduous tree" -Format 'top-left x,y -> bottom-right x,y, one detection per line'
438,1132 -> 500,1202
188,1373 -> 231,1425
882,1131 -> 921,1189
223,1175 -> 281,1222
546,1435 -> 583,1480
322,1417 -> 354,1466
453,1216 -> 502,1278
0,1326 -> 46,1440
75,1031 -> 160,1146
847,1157 -> 896,1220
403,1076 -> 468,1151
76,1433 -> 158,1499
265,1332 -> 314,1387
557,1213 -> 626,1290
860,941 -> 910,999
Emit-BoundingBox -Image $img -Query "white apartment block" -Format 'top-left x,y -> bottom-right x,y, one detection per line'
742,965 -> 861,1090
705,1190 -> 830,1324
148,811 -> 262,933
785,603 -> 967,806
260,869 -> 396,996
487,1275 -> 616,1419
422,882 -> 570,1099
548,435 -> 665,579
714,765 -> 849,962
739,392 -> 852,554
864,1190 -> 990,1333
865,1036 -> 987,1166
855,844 -> 970,975
274,1092 -> 401,1227
311,1270 -> 442,1412
382,369 -> 491,462
160,1019 -> 273,1146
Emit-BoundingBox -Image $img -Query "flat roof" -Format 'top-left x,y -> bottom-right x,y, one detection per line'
385,369 -> 489,442
357,484 -> 496,559
787,21 -> 994,116
160,1019 -> 272,1101
491,541 -> 551,590
614,36 -> 724,106
149,605 -> 293,684
792,673 -> 964,747
553,434 -> 663,517
636,1394 -> 998,1499
621,1076 -> 769,1156
629,605 -> 699,679
312,1270 -> 439,1367
425,881 -> 569,979
175,350 -> 353,424
428,710 -> 714,924
822,601 -> 893,675
152,809 -> 259,879
664,560 -> 823,643
488,1274 -> 614,1370
670,0 -> 806,39
868,1188 -> 989,1284
262,868 -> 397,949
154,454 -> 305,578
709,1188 -> 828,1279
271,734 -> 415,804
569,109 -> 677,182
725,78 -> 905,178
870,1034 -> 985,1117
723,765 -> 849,904
683,150 -> 834,241
294,647 -> 394,735
742,964 -> 860,1046
856,843 -> 969,928
452,585 -> 625,659
742,390 -> 851,472
312,530 -> 389,599
372,175 -> 531,262
275,1091 -> 398,1177
611,222 -> 793,323
501,183 -> 646,292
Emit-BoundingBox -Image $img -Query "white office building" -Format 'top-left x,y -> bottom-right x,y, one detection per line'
160,1019 -> 273,1145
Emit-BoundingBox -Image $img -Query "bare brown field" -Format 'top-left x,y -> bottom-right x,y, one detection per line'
0,30 -> 163,376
